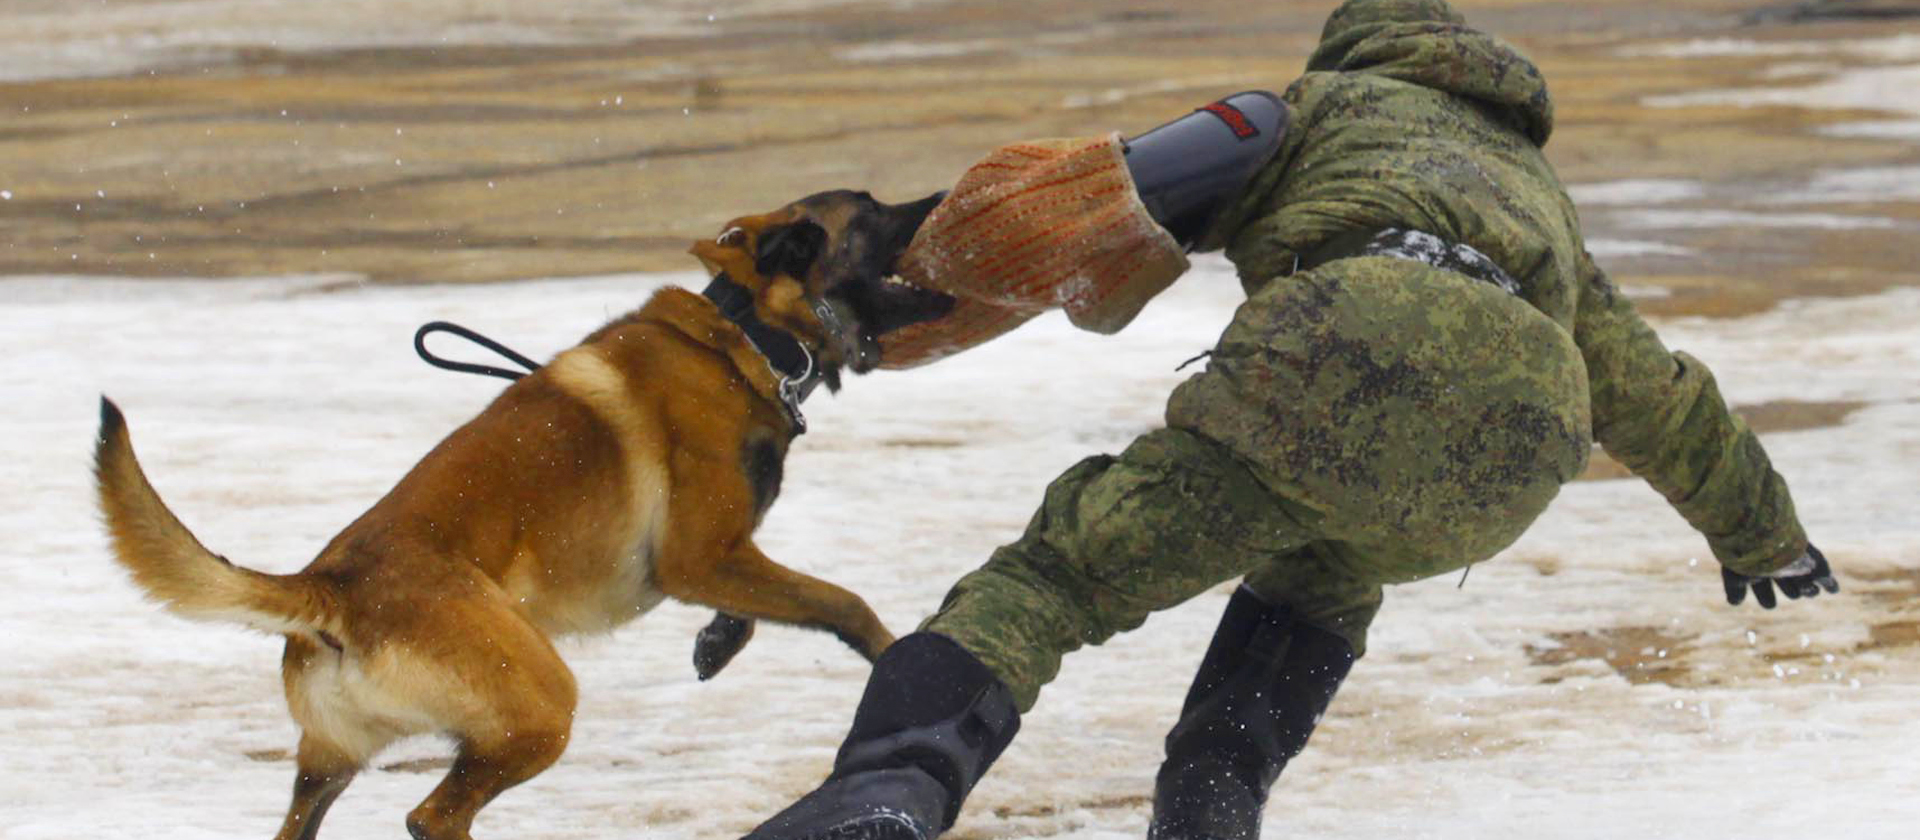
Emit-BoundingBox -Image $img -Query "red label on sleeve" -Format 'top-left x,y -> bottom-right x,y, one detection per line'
1199,102 -> 1258,139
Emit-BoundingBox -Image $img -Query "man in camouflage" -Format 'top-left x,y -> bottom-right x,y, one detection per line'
743,2 -> 1838,839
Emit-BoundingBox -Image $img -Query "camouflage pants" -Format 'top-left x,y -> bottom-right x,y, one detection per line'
923,257 -> 1593,711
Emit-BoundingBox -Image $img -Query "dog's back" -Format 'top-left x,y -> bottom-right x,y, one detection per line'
319,335 -> 673,638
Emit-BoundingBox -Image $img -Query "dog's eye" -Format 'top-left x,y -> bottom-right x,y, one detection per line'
716,227 -> 748,248
754,220 -> 827,280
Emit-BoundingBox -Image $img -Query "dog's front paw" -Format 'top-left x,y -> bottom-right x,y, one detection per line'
693,612 -> 756,680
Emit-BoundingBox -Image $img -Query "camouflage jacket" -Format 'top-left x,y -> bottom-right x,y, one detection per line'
1200,0 -> 1807,574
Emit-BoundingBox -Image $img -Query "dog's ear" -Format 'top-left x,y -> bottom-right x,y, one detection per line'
754,220 -> 827,280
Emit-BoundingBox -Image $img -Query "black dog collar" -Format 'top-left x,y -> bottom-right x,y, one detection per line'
702,273 -> 822,435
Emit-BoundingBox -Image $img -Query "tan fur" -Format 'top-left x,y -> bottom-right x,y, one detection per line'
94,409 -> 340,638
93,211 -> 898,840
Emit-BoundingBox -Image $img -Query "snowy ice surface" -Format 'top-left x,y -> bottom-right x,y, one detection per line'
835,32 -> 1095,64
0,0 -> 937,82
1639,32 -> 1920,151
1567,179 -> 1707,207
2,256 -> 1917,838
1602,208 -> 1903,231
1822,120 -> 1920,142
1569,184 -> 1705,263
1059,77 -> 1259,110
1582,239 -> 1696,261
1647,64 -> 1920,119
1620,34 -> 1920,62
1565,169 -> 1920,260
1776,165 -> 1920,204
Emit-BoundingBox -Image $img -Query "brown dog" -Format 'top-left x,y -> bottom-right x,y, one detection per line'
93,189 -> 956,840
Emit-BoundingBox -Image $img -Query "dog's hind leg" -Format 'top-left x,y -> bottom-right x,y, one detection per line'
404,734 -> 569,840
272,734 -> 358,840
659,541 -> 896,663
402,601 -> 578,840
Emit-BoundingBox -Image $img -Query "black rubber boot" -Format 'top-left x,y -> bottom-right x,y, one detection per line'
743,633 -> 1021,840
1148,587 -> 1356,840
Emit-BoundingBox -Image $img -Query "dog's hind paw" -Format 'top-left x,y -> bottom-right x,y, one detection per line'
693,612 -> 756,680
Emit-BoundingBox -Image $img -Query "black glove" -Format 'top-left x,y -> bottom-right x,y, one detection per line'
1722,544 -> 1839,609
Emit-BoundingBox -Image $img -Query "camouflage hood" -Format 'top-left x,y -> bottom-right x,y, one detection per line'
1305,0 -> 1554,146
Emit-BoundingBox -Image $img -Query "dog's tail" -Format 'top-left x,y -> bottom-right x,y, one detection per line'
93,397 -> 341,639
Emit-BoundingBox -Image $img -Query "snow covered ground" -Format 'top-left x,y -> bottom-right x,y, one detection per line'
1,255 -> 1916,838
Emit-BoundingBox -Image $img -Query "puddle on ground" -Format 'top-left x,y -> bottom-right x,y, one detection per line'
943,794 -> 1154,840
879,437 -> 968,449
1525,626 -> 1696,687
1525,568 -> 1918,686
1823,119 -> 1920,140
1867,620 -> 1920,649
1847,566 -> 1920,608
985,794 -> 1152,821
1645,63 -> 1920,119
1607,208 -> 1902,231
1737,399 -> 1870,432
1569,179 -> 1707,206
1577,399 -> 1867,482
242,747 -> 457,773
380,756 -> 453,773
1576,454 -> 1636,482
1586,238 -> 1696,260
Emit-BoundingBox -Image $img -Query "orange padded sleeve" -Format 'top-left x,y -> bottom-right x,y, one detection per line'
879,134 -> 1189,369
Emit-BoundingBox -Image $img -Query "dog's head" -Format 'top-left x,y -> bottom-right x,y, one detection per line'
689,189 -> 952,387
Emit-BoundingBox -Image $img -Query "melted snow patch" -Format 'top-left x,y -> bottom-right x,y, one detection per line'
1568,179 -> 1706,207
837,31 -> 1093,63
0,0 -> 907,81
1606,208 -> 1902,231
1617,284 -> 1675,299
1621,34 -> 1920,62
1761,61 -> 1846,81
1822,120 -> 1920,141
836,40 -> 1000,62
1777,165 -> 1920,204
1646,65 -> 1920,118
1585,239 -> 1695,260
1620,37 -> 1829,59
1061,76 -> 1252,109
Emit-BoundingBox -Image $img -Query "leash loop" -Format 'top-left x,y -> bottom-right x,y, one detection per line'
775,343 -> 815,435
414,321 -> 542,382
